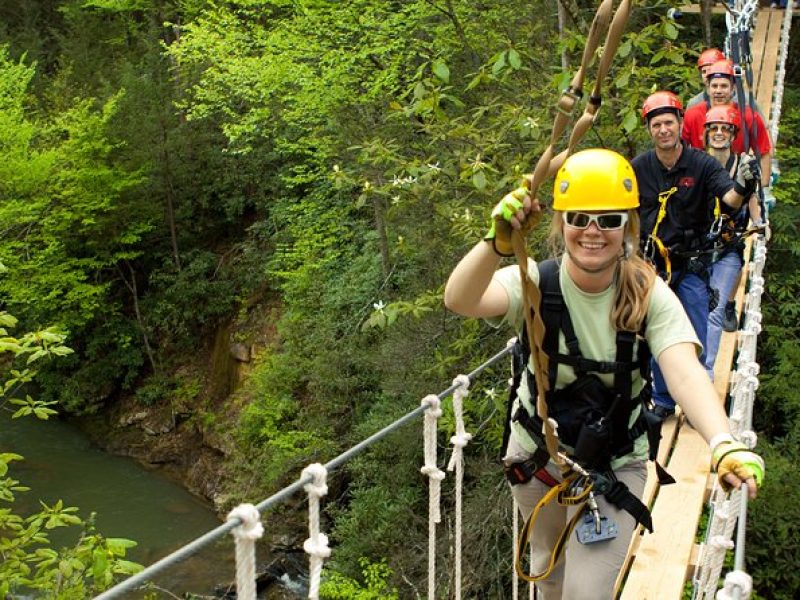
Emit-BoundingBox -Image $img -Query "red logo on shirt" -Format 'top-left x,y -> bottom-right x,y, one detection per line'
678,176 -> 695,188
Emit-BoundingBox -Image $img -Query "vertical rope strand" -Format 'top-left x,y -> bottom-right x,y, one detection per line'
421,394 -> 445,600
302,463 -> 330,600
226,503 -> 264,600
447,375 -> 473,600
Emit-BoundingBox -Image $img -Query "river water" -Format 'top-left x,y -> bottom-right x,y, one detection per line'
1,412 -> 236,597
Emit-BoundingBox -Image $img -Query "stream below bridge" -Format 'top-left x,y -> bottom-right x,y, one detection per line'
1,412 -> 238,597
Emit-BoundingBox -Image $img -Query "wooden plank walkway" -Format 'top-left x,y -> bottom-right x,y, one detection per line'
616,7 -> 786,599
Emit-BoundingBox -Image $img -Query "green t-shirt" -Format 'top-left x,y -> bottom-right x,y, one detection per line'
491,258 -> 700,467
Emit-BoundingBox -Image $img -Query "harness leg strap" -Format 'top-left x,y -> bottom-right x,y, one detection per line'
604,480 -> 653,533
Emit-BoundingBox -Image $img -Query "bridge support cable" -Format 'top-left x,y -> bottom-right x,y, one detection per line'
93,344 -> 512,600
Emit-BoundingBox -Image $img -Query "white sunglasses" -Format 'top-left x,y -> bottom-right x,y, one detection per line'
564,211 -> 629,230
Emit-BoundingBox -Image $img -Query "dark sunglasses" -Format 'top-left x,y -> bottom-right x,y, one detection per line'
706,124 -> 733,133
564,211 -> 629,230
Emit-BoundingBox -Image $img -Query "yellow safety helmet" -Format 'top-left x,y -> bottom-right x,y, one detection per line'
552,149 -> 639,211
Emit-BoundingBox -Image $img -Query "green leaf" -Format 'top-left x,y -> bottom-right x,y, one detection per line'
508,48 -> 522,70
113,559 -> 144,575
432,59 -> 450,84
472,170 -> 487,191
106,538 -> 137,555
491,51 -> 507,76
622,110 -> 639,133
664,22 -> 679,40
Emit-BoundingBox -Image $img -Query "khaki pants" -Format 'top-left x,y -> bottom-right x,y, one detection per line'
507,444 -> 647,599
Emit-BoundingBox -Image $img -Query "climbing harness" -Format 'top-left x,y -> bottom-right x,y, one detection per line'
642,186 -> 678,282
503,259 -> 664,580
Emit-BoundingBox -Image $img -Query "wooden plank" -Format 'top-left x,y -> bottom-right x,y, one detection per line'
619,428 -> 710,600
756,11 -> 783,116
614,414 -> 683,593
678,4 -> 727,14
750,10 -> 770,84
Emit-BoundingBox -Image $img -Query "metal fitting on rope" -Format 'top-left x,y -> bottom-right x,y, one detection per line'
556,87 -> 582,117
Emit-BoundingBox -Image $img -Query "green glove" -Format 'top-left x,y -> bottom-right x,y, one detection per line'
485,187 -> 528,257
712,441 -> 765,491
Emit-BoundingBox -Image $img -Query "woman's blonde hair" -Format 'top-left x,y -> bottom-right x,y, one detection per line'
549,210 -> 656,332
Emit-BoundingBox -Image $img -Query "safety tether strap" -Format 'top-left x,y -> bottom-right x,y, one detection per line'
505,0 -> 633,473
514,474 -> 591,582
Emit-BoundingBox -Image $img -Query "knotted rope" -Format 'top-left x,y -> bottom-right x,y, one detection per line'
302,463 -> 330,600
447,374 -> 472,600
421,394 -> 445,600
226,503 -> 264,600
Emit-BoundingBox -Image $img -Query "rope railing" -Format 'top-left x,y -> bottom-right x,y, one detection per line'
692,0 -> 792,594
93,344 -> 513,600
691,0 -> 791,591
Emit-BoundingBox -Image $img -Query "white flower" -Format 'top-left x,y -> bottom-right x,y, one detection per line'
427,162 -> 441,172
373,300 -> 386,313
484,387 -> 497,400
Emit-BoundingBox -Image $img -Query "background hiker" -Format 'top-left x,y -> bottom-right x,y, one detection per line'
633,92 -> 755,417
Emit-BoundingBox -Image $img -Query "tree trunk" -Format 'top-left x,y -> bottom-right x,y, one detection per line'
119,261 -> 160,375
701,0 -> 713,48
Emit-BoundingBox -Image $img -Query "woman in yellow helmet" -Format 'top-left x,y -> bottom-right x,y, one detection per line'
444,148 -> 763,599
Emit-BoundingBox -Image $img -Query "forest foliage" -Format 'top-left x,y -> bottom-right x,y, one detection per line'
1,0 -> 799,597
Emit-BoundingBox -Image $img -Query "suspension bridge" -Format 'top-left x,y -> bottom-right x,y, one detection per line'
94,3 -> 793,599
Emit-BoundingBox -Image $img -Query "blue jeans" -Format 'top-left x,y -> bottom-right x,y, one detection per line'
652,270 -> 710,410
704,251 -> 743,376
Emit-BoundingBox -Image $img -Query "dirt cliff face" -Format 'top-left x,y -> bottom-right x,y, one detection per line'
79,395 -> 231,510
77,315 -> 269,512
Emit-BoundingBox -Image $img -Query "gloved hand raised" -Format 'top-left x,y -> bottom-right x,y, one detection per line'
484,182 -> 540,256
734,153 -> 758,197
712,440 -> 765,498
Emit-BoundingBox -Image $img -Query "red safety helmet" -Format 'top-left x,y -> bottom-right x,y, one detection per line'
705,59 -> 735,81
641,91 -> 684,122
697,48 -> 726,70
704,104 -> 741,133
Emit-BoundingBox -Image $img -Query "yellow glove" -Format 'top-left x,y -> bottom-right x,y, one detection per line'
712,441 -> 765,492
484,186 -> 530,257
